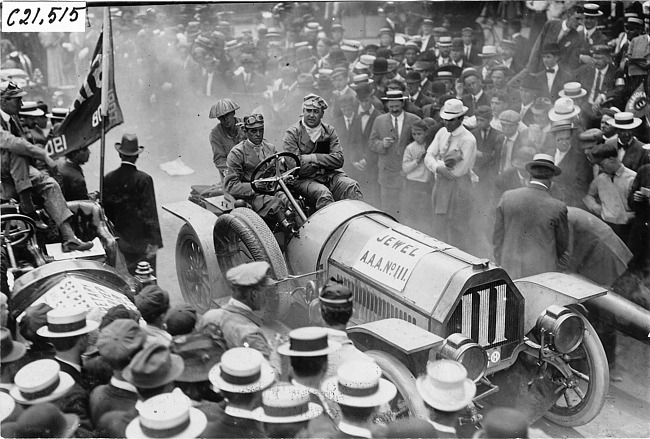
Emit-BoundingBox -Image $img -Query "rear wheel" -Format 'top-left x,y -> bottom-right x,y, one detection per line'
176,224 -> 220,313
365,350 -> 430,421
213,208 -> 290,321
543,313 -> 609,427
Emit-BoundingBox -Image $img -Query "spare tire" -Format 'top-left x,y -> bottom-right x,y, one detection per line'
213,208 -> 290,322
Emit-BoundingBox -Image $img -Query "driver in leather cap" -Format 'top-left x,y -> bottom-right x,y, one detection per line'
283,93 -> 363,210
224,113 -> 291,229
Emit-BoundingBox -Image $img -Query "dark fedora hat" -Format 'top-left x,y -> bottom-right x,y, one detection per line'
525,153 -> 562,176
115,133 -> 145,156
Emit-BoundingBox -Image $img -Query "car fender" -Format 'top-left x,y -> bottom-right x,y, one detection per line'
514,272 -> 608,334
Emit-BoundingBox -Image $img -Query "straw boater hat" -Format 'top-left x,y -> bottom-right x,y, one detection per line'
10,359 -> 75,405
525,153 -> 562,177
253,384 -> 323,423
380,90 -> 409,102
47,107 -> 70,121
0,327 -> 26,363
478,45 -> 498,57
277,327 -> 341,357
208,347 -> 275,393
322,361 -> 397,407
19,101 -> 45,117
36,307 -> 100,338
583,3 -> 604,17
125,389 -> 208,439
439,99 -> 469,120
609,111 -> 642,130
559,82 -> 587,99
0,392 -> 18,422
416,360 -> 476,412
548,97 -> 581,121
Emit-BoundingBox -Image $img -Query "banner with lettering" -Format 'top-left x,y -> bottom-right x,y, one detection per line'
352,229 -> 435,292
45,19 -> 123,158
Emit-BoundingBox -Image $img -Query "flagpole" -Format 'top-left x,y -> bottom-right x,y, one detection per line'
99,7 -> 110,205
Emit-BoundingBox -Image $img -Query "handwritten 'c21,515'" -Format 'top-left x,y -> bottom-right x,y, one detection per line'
2,2 -> 86,32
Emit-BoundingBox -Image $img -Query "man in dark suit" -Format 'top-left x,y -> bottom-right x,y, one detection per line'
369,90 -> 421,219
547,119 -> 594,208
58,147 -> 90,201
472,105 -> 504,191
527,4 -> 586,73
103,134 -> 163,276
353,84 -> 382,206
581,3 -> 609,47
460,69 -> 490,117
574,45 -> 619,105
499,40 -> 524,75
493,153 -> 570,279
405,71 -> 434,109
516,74 -> 540,126
419,18 -> 437,53
530,43 -> 574,102
461,27 -> 482,66
605,112 -> 650,172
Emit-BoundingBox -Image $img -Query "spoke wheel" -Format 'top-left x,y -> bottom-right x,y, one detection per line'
543,313 -> 609,427
176,224 -> 217,313
213,208 -> 291,322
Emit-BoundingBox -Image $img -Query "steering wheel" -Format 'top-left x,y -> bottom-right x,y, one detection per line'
1,214 -> 36,247
250,152 -> 301,195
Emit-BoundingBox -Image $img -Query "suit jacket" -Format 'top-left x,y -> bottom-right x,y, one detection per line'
461,90 -> 491,117
368,111 -> 421,188
333,112 -> 364,179
103,163 -> 163,255
551,146 -> 593,208
412,92 -> 435,110
493,184 -> 570,279
516,102 -> 536,126
463,43 -> 482,66
58,160 -> 89,201
527,19 -> 585,73
531,67 -> 573,102
495,167 -> 527,197
605,137 -> 650,172
574,63 -> 618,102
471,125 -> 504,183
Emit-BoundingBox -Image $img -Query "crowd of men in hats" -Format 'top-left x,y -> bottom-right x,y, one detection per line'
2,2 -> 650,435
0,260 -> 544,438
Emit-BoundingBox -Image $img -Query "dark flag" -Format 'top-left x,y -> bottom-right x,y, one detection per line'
45,20 -> 123,159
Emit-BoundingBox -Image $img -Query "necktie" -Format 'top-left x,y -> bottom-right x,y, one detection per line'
595,69 -> 602,94
393,116 -> 399,143
465,46 -> 470,58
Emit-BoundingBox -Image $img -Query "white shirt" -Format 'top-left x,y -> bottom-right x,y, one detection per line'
358,105 -> 371,132
554,147 -> 570,166
546,67 -> 557,92
392,111 -> 405,139
425,123 -> 477,177
421,34 -> 432,52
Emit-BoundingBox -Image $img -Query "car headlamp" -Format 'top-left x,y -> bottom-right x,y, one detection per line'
439,333 -> 487,382
536,305 -> 584,354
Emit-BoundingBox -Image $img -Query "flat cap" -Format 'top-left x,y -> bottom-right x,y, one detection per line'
135,285 -> 170,322
226,261 -> 274,287
499,109 -> 521,123
97,319 -> 146,368
165,304 -> 198,337
579,128 -> 604,142
475,105 -> 492,120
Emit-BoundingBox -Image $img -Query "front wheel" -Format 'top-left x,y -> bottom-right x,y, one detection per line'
543,313 -> 609,427
175,224 -> 221,313
213,208 -> 291,322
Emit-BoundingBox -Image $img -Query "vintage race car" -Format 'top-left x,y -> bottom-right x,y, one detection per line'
165,152 -> 650,427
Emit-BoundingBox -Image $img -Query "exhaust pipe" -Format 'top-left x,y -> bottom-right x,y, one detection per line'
584,291 -> 650,345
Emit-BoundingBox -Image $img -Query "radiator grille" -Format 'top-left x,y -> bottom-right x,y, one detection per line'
446,281 -> 521,358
